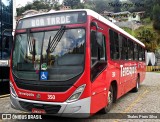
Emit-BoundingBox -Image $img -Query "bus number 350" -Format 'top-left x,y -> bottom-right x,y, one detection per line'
48,95 -> 55,100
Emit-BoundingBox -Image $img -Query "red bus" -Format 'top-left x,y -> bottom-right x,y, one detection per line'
10,9 -> 146,117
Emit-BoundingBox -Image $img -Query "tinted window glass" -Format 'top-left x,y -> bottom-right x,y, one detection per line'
90,31 -> 98,65
138,46 -> 142,61
90,30 -> 107,81
120,35 -> 128,60
128,39 -> 134,60
109,30 -> 119,60
134,43 -> 138,60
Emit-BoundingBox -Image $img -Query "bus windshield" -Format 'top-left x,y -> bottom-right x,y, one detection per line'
12,28 -> 85,81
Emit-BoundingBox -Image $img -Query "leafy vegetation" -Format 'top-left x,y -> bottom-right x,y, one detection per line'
16,0 -> 61,16
122,23 -> 160,52
122,27 -> 135,36
153,4 -> 160,30
63,0 -> 81,9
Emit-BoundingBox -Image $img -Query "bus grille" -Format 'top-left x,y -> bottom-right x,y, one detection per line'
19,101 -> 61,114
16,82 -> 70,92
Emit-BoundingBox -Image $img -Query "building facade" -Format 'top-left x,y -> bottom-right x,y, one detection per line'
0,0 -> 13,81
0,0 -> 13,54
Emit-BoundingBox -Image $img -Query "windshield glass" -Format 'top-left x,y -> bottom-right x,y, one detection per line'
12,28 -> 85,81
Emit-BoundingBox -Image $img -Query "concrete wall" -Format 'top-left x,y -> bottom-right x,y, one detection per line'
115,21 -> 143,30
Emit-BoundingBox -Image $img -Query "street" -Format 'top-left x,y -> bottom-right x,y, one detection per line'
0,72 -> 160,122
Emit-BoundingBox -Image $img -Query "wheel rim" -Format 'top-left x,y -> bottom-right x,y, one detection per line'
108,90 -> 113,104
137,78 -> 139,89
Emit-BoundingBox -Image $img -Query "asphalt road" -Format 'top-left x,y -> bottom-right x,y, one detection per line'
0,72 -> 160,122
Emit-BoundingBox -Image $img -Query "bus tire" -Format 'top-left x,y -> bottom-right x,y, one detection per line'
132,76 -> 140,92
100,85 -> 113,114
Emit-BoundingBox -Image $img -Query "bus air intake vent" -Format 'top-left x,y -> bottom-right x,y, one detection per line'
19,101 -> 61,114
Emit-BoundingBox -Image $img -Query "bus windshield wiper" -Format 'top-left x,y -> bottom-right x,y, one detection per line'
47,26 -> 66,53
27,29 -> 33,54
46,26 -> 66,64
27,28 -> 36,63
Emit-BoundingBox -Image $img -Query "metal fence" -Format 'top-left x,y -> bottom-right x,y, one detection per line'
146,66 -> 160,72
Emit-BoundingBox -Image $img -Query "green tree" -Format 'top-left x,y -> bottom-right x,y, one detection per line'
144,0 -> 154,18
54,3 -> 61,10
113,0 -> 121,12
136,29 -> 157,52
153,4 -> 160,30
86,0 -> 114,13
16,0 -> 51,16
75,3 -> 85,9
63,0 -> 80,9
153,0 -> 160,5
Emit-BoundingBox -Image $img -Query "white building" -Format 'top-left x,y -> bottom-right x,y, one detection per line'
22,10 -> 39,17
128,12 -> 145,22
13,0 -> 17,33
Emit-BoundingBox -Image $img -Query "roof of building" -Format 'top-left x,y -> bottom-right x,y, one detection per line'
112,11 -> 131,15
133,11 -> 145,14
22,10 -> 39,15
21,9 -> 145,47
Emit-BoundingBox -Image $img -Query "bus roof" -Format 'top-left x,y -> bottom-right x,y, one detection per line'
22,9 -> 145,47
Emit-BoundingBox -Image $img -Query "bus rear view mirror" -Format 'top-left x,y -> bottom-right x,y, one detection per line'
91,22 -> 98,30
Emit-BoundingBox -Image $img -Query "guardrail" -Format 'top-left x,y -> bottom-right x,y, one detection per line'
146,66 -> 160,72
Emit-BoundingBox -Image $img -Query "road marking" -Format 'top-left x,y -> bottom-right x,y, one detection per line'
123,89 -> 149,113
113,89 -> 149,122
0,94 -> 10,99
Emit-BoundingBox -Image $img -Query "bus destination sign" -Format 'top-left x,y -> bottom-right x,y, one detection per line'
17,12 -> 87,29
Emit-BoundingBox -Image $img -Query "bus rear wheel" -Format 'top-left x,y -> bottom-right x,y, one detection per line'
101,85 -> 113,114
132,76 -> 140,92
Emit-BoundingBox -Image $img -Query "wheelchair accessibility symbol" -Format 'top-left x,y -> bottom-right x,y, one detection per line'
40,71 -> 48,80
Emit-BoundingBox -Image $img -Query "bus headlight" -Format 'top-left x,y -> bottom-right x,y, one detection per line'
10,82 -> 17,98
66,84 -> 86,103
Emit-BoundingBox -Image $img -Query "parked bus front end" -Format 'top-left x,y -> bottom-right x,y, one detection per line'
10,10 -> 92,117
10,9 -> 146,118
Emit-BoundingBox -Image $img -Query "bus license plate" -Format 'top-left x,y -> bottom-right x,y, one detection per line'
32,108 -> 46,114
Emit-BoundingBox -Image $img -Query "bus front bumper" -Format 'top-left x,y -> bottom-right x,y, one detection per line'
10,94 -> 91,118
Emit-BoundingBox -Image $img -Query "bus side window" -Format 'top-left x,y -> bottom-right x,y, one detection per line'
120,35 -> 128,60
90,31 -> 106,65
138,46 -> 142,61
134,43 -> 138,60
138,46 -> 145,61
109,29 -> 119,60
100,36 -> 106,61
90,30 -> 107,81
142,48 -> 145,61
128,39 -> 134,60
90,31 -> 98,65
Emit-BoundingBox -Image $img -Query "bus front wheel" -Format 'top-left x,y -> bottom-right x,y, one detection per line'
101,85 -> 113,114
